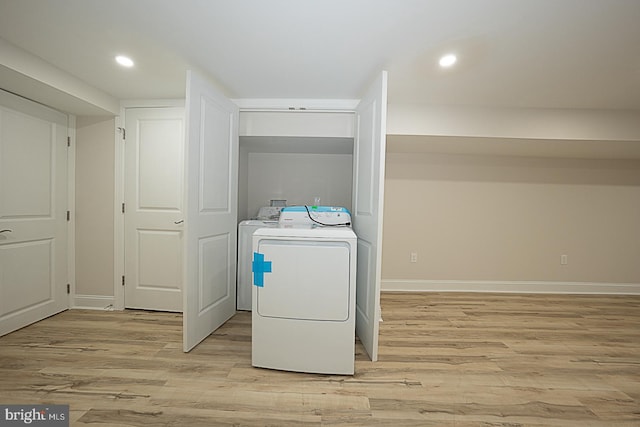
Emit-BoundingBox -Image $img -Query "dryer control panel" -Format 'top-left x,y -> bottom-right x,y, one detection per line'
279,206 -> 351,226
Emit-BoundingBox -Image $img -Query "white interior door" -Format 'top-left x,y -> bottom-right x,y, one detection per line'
0,89 -> 68,336
353,71 -> 388,361
183,70 -> 239,352
124,107 -> 184,312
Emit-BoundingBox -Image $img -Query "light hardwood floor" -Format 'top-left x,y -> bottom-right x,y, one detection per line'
1,292 -> 639,426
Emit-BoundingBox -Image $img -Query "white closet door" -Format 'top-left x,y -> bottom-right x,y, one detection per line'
353,71 -> 388,361
124,107 -> 184,312
183,70 -> 239,352
0,89 -> 68,336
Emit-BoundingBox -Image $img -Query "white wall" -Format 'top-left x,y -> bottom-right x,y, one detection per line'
243,152 -> 353,219
383,103 -> 640,293
74,116 -> 115,307
237,132 -> 354,220
382,151 -> 640,294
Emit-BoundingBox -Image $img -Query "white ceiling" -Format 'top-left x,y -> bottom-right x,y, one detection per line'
0,0 -> 639,111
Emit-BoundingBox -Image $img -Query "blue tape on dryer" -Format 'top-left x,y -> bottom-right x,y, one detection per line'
252,252 -> 272,287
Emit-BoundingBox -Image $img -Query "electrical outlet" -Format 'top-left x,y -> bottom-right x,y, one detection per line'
561,254 -> 568,265
410,252 -> 418,263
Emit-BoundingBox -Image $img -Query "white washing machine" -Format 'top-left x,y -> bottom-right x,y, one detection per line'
251,206 -> 357,375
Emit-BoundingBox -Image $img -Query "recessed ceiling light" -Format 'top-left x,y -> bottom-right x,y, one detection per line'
439,53 -> 457,68
115,55 -> 134,68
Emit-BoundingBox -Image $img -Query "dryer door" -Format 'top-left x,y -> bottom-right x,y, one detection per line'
254,239 -> 351,321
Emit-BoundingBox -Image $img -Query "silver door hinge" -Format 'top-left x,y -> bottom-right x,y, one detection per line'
66,211 -> 70,221
67,136 -> 71,147
122,203 -> 125,214
122,276 -> 125,286
67,284 -> 70,294
118,127 -> 126,140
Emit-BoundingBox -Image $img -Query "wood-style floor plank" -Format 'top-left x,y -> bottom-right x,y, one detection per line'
1,292 -> 639,426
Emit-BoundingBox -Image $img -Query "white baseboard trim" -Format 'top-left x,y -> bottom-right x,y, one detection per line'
72,295 -> 117,310
382,279 -> 640,295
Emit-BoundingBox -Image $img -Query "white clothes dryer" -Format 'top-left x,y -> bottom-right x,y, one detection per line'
251,206 -> 357,375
